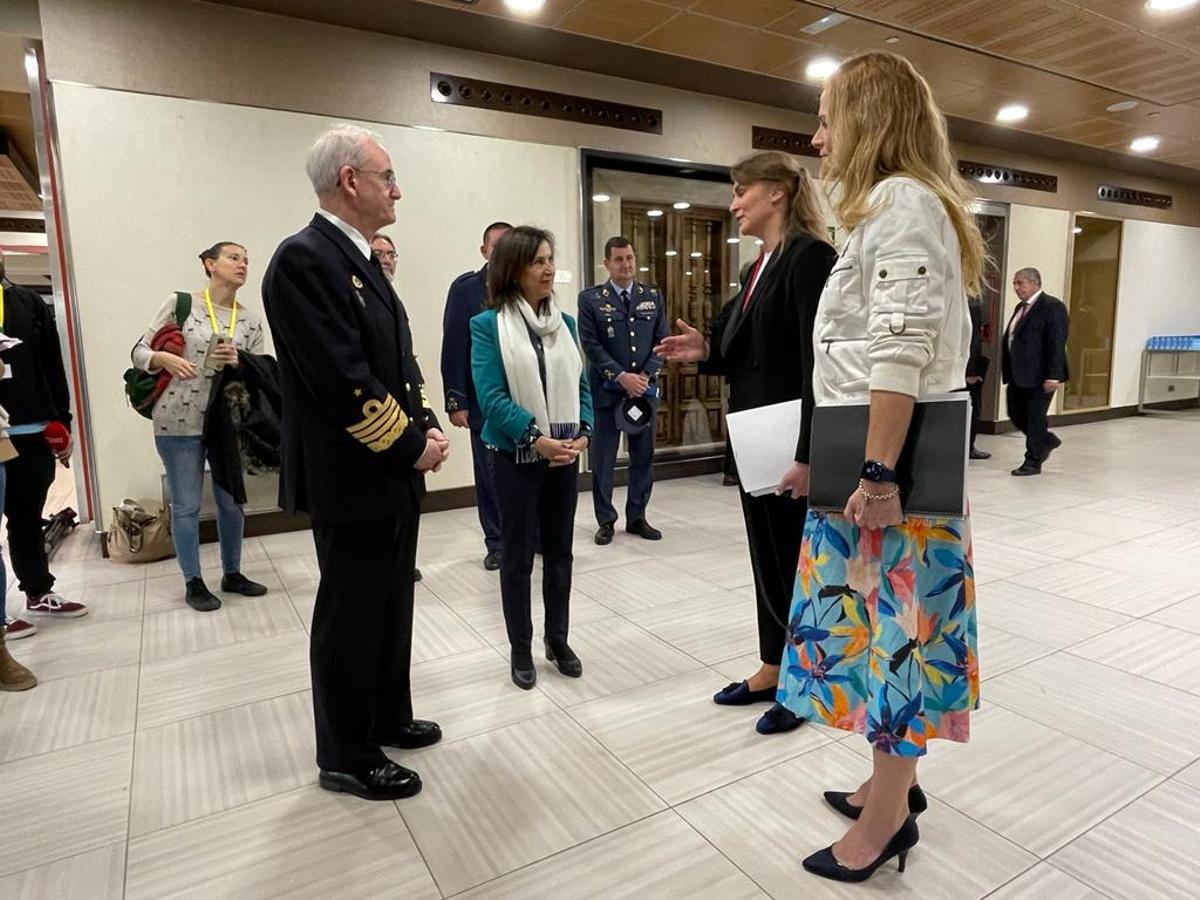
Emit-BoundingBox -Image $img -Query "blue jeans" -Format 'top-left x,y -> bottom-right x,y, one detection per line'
155,435 -> 244,582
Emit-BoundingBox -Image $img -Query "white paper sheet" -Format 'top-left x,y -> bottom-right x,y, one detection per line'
725,399 -> 802,496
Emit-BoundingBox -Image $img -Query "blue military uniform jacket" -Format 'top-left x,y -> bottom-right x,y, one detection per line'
440,267 -> 488,429
576,281 -> 667,409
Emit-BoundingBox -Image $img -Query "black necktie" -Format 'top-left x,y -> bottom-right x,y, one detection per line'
620,289 -> 629,307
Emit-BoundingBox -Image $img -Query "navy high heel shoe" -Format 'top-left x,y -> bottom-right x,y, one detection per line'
823,784 -> 928,820
802,816 -> 920,883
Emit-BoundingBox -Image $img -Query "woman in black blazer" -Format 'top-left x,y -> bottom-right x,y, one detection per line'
656,150 -> 837,735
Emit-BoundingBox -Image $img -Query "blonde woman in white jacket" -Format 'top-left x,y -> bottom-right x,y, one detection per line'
777,52 -> 985,883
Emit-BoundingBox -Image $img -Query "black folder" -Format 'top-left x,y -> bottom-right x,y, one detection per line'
808,394 -> 969,518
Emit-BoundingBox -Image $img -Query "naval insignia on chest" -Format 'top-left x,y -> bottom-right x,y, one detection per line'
351,275 -> 364,289
636,300 -> 657,312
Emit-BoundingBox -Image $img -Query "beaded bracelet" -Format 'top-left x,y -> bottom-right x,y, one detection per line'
858,479 -> 899,502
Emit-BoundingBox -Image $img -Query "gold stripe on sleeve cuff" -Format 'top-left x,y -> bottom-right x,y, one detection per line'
347,396 -> 410,452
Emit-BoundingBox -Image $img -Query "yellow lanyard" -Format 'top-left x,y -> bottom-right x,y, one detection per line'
204,288 -> 237,338
0,283 -> 5,330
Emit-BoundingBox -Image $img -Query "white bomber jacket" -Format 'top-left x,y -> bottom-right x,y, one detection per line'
812,176 -> 970,404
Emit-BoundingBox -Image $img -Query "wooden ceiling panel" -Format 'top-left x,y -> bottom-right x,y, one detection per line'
685,0 -> 798,29
760,6 -> 840,39
636,13 -> 809,76
555,0 -> 680,44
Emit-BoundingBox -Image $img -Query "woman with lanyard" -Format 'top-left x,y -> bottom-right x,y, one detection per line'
656,151 -> 837,735
470,226 -> 592,690
132,241 -> 268,611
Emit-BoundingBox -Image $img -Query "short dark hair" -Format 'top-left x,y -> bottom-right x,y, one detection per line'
199,241 -> 246,277
482,221 -> 513,245
604,236 -> 634,259
370,233 -> 395,249
487,225 -> 554,310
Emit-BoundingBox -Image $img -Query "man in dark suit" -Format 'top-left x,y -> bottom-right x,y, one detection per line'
440,221 -> 510,571
263,124 -> 449,801
1002,267 -> 1069,476
576,236 -> 667,545
965,296 -> 990,460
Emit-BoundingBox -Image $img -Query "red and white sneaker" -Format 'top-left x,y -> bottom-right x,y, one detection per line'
4,616 -> 37,639
24,593 -> 89,618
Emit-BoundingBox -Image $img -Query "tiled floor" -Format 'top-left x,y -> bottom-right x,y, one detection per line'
4,411 -> 1200,898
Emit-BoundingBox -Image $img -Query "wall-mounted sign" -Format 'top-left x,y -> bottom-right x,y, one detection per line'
430,73 -> 662,135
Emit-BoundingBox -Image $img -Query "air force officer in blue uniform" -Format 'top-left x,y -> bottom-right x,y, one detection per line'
576,237 -> 667,545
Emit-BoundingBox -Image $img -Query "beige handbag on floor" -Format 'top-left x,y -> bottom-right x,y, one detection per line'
107,499 -> 174,563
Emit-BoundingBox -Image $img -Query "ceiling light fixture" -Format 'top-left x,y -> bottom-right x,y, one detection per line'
802,12 -> 850,34
690,251 -> 703,258
1106,100 -> 1139,112
1130,136 -> 1160,152
885,36 -> 901,44
726,237 -> 740,244
592,193 -> 610,203
673,201 -> 691,210
996,104 -> 1029,123
504,0 -> 546,13
646,209 -> 664,218
638,266 -> 650,272
805,57 -> 840,81
1073,226 -> 1083,234
729,281 -> 739,288
665,250 -> 679,257
1145,0 -> 1197,11
685,270 -> 693,276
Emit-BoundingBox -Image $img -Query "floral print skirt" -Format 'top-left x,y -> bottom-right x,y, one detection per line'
776,509 -> 979,756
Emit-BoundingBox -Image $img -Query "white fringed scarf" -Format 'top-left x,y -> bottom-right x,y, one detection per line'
497,296 -> 582,463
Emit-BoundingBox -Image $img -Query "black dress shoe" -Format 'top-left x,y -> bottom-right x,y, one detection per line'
319,760 -> 422,801
802,815 -> 919,882
483,551 -> 502,571
511,647 -> 537,690
378,720 -> 442,750
185,578 -> 221,612
544,640 -> 582,677
1011,462 -> 1041,476
1041,433 -> 1062,462
413,568 -> 423,582
220,572 -> 268,597
824,784 -> 929,821
756,702 -> 805,734
594,524 -> 615,546
626,519 -> 662,540
969,447 -> 991,460
713,680 -> 776,706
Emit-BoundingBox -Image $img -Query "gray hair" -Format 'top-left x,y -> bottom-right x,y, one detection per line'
305,124 -> 383,196
1014,266 -> 1042,286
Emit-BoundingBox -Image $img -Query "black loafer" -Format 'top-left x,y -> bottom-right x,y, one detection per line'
511,647 -> 537,690
220,572 -> 268,596
1041,433 -> 1062,461
594,524 -> 614,546
626,519 -> 662,540
756,702 -> 805,734
377,720 -> 442,750
824,784 -> 929,821
413,568 -> 423,582
713,680 -> 776,706
319,760 -> 422,800
1011,463 -> 1041,476
483,551 -> 502,571
545,640 -> 582,677
185,578 -> 221,612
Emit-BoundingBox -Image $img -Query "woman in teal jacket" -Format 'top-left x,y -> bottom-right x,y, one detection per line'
470,226 -> 593,690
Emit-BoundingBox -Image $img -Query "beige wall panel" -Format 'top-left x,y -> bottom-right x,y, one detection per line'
37,0 -> 1200,224
999,204 -> 1072,421
1112,220 -> 1200,406
53,83 -> 579,523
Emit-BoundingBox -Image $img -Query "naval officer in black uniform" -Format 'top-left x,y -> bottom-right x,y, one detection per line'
577,237 -> 667,545
263,124 -> 449,802
440,221 -> 511,571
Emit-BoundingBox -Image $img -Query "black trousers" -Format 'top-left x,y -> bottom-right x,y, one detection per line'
493,451 -> 577,650
967,379 -> 983,450
469,425 -> 502,554
3,433 -> 57,597
739,489 -> 808,664
310,503 -> 418,774
590,401 -> 655,526
1006,384 -> 1056,463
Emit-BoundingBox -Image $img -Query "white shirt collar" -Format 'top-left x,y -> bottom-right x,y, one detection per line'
1024,289 -> 1042,306
317,209 -> 372,260
608,279 -> 634,296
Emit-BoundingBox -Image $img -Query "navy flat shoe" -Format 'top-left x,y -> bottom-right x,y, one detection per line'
713,680 -> 777,706
756,702 -> 805,734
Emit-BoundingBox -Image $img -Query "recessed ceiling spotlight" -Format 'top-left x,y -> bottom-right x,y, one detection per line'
805,57 -> 840,81
1106,100 -> 1139,112
673,201 -> 691,210
885,35 -> 901,44
1073,226 -> 1083,234
638,266 -> 650,272
726,237 -> 740,244
591,193 -> 610,203
1145,0 -> 1197,11
996,104 -> 1029,123
504,0 -> 546,13
729,281 -> 739,288
690,251 -> 703,258
685,270 -> 693,276
754,238 -> 764,246
647,209 -> 664,218
1130,136 -> 1160,152
665,250 -> 679,257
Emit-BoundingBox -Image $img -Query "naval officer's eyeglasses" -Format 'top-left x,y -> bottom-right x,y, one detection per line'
352,167 -> 398,189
